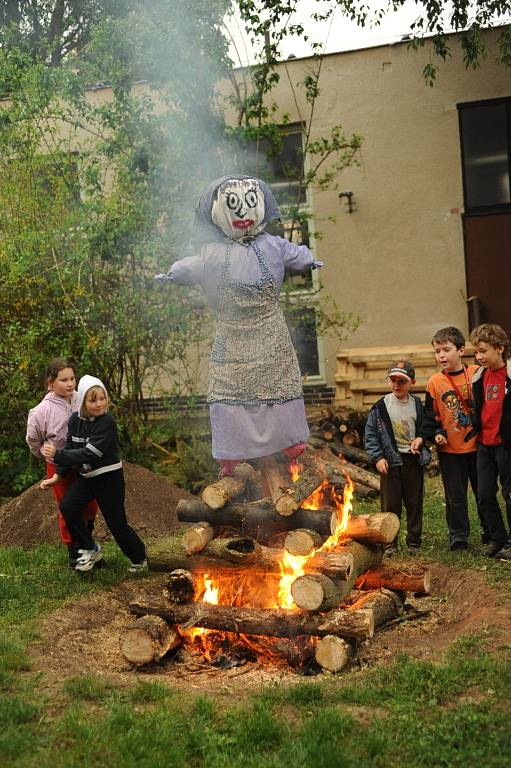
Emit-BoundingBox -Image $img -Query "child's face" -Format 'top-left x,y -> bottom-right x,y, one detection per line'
433,341 -> 464,372
84,387 -> 108,418
474,342 -> 505,370
388,375 -> 412,400
49,367 -> 76,400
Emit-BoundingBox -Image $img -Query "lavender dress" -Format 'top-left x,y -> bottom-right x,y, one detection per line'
169,232 -> 319,459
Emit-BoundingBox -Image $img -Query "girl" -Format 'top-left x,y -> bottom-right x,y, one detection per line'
26,358 -> 98,567
156,175 -> 323,476
40,375 -> 146,573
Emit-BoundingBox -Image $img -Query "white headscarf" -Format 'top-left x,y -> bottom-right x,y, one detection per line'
77,375 -> 108,415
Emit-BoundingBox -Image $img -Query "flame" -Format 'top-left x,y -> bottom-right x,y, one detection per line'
289,457 -> 302,482
276,472 -> 354,609
188,573 -> 219,638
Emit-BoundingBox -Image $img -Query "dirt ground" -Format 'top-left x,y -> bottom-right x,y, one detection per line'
2,467 -> 510,696
0,462 -> 190,548
25,562 -> 511,697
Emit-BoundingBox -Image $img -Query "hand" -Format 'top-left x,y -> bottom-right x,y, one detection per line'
376,458 -> 389,475
40,475 -> 60,489
410,437 -> 423,454
435,434 -> 447,446
41,443 -> 56,458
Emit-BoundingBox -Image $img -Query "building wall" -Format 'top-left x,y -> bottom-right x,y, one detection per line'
259,30 -> 511,387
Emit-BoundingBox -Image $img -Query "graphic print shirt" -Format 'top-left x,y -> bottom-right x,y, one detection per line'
425,366 -> 478,453
384,393 -> 417,453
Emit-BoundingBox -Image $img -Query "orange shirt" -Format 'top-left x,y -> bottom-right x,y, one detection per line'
426,365 -> 479,453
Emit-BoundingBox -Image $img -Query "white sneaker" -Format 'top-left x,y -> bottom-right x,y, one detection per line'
75,544 -> 103,572
127,559 -> 148,573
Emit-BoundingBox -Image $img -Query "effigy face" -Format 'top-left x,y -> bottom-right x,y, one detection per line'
211,178 -> 266,239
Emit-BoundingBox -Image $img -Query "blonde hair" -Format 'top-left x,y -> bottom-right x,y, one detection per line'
80,385 -> 108,419
470,324 -> 510,360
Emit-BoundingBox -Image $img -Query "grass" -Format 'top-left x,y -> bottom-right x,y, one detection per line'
1,478 -> 511,767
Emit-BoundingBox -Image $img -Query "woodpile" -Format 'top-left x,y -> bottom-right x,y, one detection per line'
119,449 -> 430,674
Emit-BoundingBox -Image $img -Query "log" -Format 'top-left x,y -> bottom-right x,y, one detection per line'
148,534 -> 354,581
284,528 -> 324,556
348,589 -> 403,628
259,455 -> 326,516
305,444 -> 379,493
182,523 -> 216,555
354,566 -> 431,595
290,540 -> 382,611
201,463 -> 256,509
291,572 -> 345,611
119,615 -> 181,665
176,497 -> 336,539
340,513 -> 400,545
129,601 -> 375,640
331,480 -> 378,500
338,462 -> 380,493
163,569 -> 198,603
315,636 -> 351,673
328,440 -> 372,467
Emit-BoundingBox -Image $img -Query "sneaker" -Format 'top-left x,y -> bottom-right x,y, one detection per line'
450,541 -> 468,552
407,544 -> 421,556
67,544 -> 80,569
495,546 -> 511,561
385,545 -> 398,557
482,540 -> 507,558
127,559 -> 148,573
75,544 -> 103,572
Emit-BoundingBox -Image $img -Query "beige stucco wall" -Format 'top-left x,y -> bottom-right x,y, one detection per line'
248,30 -> 511,388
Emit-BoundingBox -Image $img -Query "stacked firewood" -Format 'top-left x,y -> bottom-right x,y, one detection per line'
307,408 -> 379,498
120,459 -> 430,674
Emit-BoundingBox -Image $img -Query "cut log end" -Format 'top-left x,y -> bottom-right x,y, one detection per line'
119,616 -> 181,665
291,573 -> 344,612
315,635 -> 351,673
285,528 -> 323,556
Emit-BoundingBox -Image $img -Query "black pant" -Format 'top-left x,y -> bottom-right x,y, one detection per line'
438,451 -> 490,546
476,444 -> 511,546
380,453 -> 424,547
60,469 -> 146,564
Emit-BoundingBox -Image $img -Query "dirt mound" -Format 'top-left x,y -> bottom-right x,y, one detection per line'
0,462 -> 191,548
28,562 -> 511,695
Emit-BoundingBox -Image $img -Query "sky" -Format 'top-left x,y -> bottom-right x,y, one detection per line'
224,0 -> 511,66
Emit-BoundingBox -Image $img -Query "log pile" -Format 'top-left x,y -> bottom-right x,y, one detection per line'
119,451 -> 429,674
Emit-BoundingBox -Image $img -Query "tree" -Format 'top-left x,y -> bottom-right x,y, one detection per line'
236,0 -> 511,84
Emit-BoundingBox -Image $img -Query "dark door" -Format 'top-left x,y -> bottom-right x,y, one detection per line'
463,212 -> 511,335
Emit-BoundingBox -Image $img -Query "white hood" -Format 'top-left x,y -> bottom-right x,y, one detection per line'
77,375 -> 108,415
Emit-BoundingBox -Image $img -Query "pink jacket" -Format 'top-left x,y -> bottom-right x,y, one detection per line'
26,391 -> 79,461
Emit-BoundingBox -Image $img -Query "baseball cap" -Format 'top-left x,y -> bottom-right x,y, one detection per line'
387,360 -> 415,382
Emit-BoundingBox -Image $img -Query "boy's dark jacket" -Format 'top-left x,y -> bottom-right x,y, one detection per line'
465,360 -> 511,447
364,395 -> 431,467
54,412 -> 122,478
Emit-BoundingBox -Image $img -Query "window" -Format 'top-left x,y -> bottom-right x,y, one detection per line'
241,125 -> 306,205
458,98 -> 511,212
284,305 -> 320,378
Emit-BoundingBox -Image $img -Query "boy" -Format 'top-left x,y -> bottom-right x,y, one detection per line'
423,326 -> 488,551
468,324 -> 511,560
364,361 -> 431,554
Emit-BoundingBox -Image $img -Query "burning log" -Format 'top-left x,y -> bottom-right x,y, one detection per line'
129,602 -> 375,640
177,498 -> 335,539
119,615 -> 181,665
259,455 -> 326,516
147,535 -> 354,581
348,589 -> 404,628
354,566 -> 431,595
326,440 -> 372,468
314,636 -> 351,673
331,479 -> 378,500
201,463 -> 256,509
290,541 -> 383,612
342,513 -> 400,545
163,570 -> 198,603
182,522 -> 216,555
335,462 -> 380,493
284,528 -> 324,556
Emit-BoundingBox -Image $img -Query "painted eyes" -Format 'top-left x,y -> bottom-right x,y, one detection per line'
225,189 -> 259,212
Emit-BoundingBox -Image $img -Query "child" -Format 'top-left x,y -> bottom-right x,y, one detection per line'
468,324 -> 511,560
40,375 -> 147,573
26,358 -> 98,567
423,326 -> 489,551
156,175 -> 322,477
364,361 -> 431,554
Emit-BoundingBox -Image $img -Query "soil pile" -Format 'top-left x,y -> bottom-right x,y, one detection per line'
0,462 -> 191,548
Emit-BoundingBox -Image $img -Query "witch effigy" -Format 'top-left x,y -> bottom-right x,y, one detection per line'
156,175 -> 323,476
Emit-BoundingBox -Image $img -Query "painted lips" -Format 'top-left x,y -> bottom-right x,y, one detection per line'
232,219 -> 254,229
